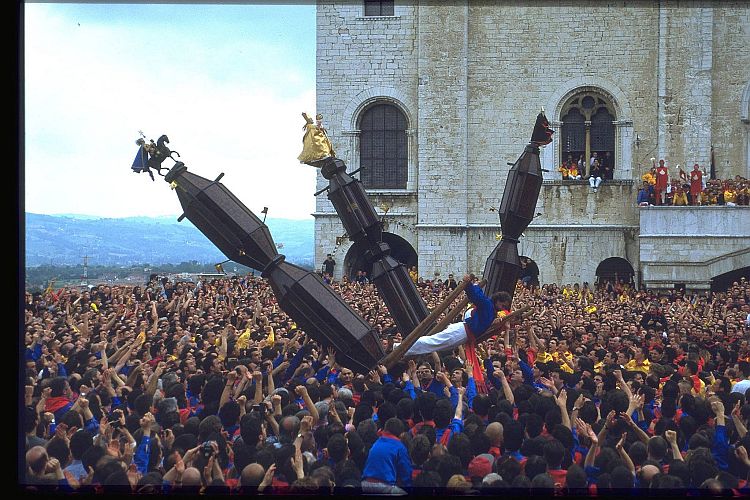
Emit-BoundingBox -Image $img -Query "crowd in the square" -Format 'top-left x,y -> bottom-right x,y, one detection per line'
22,269 -> 750,495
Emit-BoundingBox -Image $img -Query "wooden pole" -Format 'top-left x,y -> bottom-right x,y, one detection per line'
379,280 -> 469,369
422,279 -> 486,338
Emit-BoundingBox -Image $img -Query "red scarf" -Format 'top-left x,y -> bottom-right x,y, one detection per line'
464,325 -> 487,393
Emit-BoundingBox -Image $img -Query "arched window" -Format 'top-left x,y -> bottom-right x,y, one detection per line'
359,103 -> 408,190
561,91 -> 617,178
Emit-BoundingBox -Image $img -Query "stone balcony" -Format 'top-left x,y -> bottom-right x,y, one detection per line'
639,206 -> 750,289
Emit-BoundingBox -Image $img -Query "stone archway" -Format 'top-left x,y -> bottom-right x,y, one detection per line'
343,232 -> 418,281
710,266 -> 750,293
544,77 -> 633,181
595,257 -> 635,286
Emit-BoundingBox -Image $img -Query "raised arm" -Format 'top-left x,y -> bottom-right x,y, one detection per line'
497,368 -> 515,405
665,429 -> 683,462
296,385 -> 319,426
556,389 -> 571,430
150,302 -> 158,337
454,386 -> 465,420
615,431 -> 636,474
219,371 -> 237,409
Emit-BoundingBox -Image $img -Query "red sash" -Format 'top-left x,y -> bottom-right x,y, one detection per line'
464,325 -> 487,394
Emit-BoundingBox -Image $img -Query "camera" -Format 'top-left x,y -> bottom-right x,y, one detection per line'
201,441 -> 214,459
109,410 -> 123,429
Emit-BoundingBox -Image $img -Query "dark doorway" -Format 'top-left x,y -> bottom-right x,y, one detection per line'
710,266 -> 750,293
595,257 -> 635,286
344,232 -> 417,280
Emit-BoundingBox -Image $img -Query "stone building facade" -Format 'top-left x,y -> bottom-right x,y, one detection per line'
313,1 -> 750,290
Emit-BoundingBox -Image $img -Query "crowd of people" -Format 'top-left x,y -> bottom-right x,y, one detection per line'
638,159 -> 749,207
22,270 -> 750,495
558,152 -> 613,193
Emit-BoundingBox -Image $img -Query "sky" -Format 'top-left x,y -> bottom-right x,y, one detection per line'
23,2 -> 319,220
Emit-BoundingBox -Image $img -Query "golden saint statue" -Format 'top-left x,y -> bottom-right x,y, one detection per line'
298,112 -> 336,165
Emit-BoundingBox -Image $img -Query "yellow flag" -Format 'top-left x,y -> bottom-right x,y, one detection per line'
136,331 -> 146,345
265,327 -> 275,345
44,279 -> 56,296
235,329 -> 251,350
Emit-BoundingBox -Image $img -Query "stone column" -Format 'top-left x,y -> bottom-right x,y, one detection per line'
406,128 -> 417,191
584,121 -> 592,177
657,2 -> 667,161
613,120 -> 634,180
416,2 -> 469,276
543,120 -> 562,180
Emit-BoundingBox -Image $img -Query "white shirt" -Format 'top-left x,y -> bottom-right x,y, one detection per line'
732,379 -> 750,395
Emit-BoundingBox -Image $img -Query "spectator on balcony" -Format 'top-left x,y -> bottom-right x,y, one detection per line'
641,166 -> 656,187
654,159 -> 669,205
601,151 -> 613,180
588,160 -> 603,193
724,181 -> 738,207
589,151 -> 598,172
690,164 -> 703,205
567,161 -> 581,180
738,179 -> 750,205
637,182 -> 651,207
558,156 -> 572,180
672,184 -> 688,206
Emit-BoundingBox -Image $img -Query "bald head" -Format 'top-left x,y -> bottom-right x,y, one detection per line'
240,463 -> 265,487
26,446 -> 48,475
640,464 -> 660,484
281,416 -> 300,437
181,467 -> 202,486
485,422 -> 504,447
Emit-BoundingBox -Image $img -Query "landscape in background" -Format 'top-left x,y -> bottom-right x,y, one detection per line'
24,213 -> 314,289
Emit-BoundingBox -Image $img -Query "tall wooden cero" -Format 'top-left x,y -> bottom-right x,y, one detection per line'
163,162 -> 384,373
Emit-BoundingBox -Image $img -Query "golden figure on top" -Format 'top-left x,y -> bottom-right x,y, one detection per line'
298,112 -> 336,165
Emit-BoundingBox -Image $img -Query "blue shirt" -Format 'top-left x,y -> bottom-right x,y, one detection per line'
362,433 -> 412,487
134,435 -> 152,474
435,418 -> 464,446
463,284 -> 496,336
417,379 -> 447,398
712,425 -> 729,470
637,189 -> 650,204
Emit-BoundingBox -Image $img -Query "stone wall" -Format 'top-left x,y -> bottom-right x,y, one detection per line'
712,3 -> 750,179
639,206 -> 750,289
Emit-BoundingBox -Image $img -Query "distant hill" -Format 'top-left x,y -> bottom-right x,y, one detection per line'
24,213 -> 314,268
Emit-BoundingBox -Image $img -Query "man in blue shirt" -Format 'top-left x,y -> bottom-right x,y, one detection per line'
362,417 -> 412,492
637,181 -> 652,206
